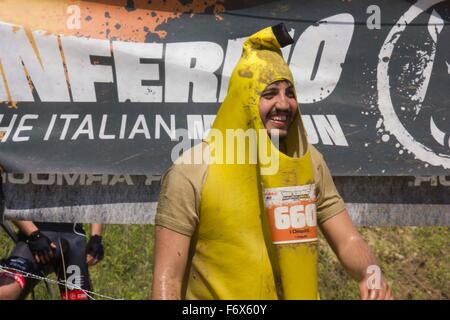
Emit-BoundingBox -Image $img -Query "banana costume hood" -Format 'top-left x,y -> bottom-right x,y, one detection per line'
184,24 -> 318,300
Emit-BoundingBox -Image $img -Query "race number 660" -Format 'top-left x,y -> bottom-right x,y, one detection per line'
274,204 -> 317,229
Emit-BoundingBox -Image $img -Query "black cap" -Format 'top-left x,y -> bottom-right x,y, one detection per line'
272,23 -> 294,48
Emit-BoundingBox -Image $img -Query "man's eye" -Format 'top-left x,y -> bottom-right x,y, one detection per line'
286,89 -> 296,98
262,92 -> 276,99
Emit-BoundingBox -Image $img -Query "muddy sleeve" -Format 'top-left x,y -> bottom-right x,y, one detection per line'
312,149 -> 347,225
155,165 -> 200,237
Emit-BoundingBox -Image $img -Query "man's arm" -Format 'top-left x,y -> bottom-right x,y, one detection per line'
150,149 -> 205,299
151,226 -> 191,300
320,209 -> 393,300
90,223 -> 102,236
12,220 -> 38,236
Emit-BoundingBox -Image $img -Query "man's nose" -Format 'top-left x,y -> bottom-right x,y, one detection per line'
275,93 -> 290,111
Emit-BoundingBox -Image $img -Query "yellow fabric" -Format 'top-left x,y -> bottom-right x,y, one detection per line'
184,26 -> 318,300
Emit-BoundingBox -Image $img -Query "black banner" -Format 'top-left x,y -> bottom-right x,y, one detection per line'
0,0 -> 449,175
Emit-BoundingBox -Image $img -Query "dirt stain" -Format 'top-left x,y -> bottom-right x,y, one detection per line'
238,68 -> 253,79
0,0 -> 225,41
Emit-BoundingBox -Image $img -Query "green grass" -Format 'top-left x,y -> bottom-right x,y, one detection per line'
317,227 -> 449,300
1,225 -> 448,300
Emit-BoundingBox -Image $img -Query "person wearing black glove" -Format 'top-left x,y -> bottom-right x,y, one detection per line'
26,230 -> 57,264
1,221 -> 105,300
86,224 -> 104,266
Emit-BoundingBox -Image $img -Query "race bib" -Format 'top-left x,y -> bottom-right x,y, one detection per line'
264,185 -> 317,244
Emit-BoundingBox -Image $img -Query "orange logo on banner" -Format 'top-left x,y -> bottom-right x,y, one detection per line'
264,186 -> 317,244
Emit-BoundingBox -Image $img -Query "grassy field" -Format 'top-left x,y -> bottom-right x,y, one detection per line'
0,224 -> 448,300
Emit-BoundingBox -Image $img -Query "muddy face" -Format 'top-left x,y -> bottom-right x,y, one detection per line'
259,81 -> 298,140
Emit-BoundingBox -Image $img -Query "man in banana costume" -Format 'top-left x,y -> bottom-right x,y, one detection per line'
151,24 -> 393,300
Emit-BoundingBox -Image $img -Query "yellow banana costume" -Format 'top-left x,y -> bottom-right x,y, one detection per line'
184,24 -> 318,300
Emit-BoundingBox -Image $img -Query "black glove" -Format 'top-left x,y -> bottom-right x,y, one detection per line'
26,230 -> 55,264
86,235 -> 104,262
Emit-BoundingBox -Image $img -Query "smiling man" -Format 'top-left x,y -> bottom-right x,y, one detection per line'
151,24 -> 393,300
259,80 -> 297,149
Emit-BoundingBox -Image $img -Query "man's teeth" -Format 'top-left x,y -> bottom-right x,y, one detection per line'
271,115 -> 288,121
